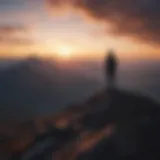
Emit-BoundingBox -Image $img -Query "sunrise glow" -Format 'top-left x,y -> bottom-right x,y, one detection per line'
57,46 -> 72,59
0,0 -> 159,60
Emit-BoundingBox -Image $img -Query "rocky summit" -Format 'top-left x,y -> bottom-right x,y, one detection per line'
1,88 -> 160,160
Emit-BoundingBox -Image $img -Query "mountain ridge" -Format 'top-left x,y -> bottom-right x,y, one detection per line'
1,88 -> 160,160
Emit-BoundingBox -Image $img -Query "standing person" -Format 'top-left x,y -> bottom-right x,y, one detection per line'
105,49 -> 118,88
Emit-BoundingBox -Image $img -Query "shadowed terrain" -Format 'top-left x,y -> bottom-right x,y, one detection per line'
1,88 -> 160,160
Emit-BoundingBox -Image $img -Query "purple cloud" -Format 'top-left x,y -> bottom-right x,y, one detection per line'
48,0 -> 160,45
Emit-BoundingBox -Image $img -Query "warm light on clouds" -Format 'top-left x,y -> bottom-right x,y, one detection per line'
0,0 -> 159,60
47,0 -> 160,45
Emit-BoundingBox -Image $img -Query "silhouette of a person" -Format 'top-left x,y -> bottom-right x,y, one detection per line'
105,50 -> 118,87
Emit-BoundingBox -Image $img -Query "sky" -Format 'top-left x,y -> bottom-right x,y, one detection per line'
0,0 -> 159,60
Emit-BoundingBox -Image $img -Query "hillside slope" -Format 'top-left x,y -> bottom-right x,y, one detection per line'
1,89 -> 160,160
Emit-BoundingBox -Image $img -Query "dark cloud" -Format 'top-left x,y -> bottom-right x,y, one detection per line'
0,25 -> 28,35
0,25 -> 32,46
48,0 -> 160,45
0,37 -> 33,46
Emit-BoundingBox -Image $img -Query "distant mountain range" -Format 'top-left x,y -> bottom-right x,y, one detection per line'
0,59 -> 21,71
0,57 -> 100,122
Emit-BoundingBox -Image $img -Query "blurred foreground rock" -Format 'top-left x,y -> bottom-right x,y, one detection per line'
1,89 -> 160,160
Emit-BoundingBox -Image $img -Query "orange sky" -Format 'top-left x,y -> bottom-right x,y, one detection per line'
0,0 -> 159,60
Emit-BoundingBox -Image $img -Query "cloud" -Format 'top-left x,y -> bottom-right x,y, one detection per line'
48,0 -> 160,45
0,37 -> 33,46
0,25 -> 32,46
0,25 -> 29,36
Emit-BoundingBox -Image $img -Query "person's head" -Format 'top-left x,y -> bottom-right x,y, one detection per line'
108,49 -> 115,57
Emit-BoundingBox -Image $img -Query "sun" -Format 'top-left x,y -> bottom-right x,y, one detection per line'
58,47 -> 72,59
